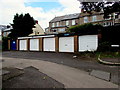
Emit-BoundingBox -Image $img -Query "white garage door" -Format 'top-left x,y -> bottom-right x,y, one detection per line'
59,37 -> 74,52
30,39 -> 39,51
43,38 -> 55,51
19,40 -> 27,50
79,35 -> 98,52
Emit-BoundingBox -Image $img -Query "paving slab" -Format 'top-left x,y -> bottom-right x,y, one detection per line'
90,70 -> 111,81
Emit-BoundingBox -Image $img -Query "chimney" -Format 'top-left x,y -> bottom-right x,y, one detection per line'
81,8 -> 85,13
35,20 -> 38,24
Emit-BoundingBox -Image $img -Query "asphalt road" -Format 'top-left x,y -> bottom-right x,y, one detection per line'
2,51 -> 120,85
2,57 -> 118,88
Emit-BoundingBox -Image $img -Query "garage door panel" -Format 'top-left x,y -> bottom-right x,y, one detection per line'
19,40 -> 27,50
43,38 -> 55,51
30,39 -> 39,51
79,35 -> 98,52
59,37 -> 74,52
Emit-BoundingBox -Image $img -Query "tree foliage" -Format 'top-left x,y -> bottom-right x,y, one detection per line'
78,1 -> 120,19
67,23 -> 102,35
101,25 -> 120,44
9,13 -> 35,39
2,37 -> 10,51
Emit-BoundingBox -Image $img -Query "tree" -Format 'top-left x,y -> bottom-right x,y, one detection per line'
9,13 -> 35,39
78,1 -> 120,19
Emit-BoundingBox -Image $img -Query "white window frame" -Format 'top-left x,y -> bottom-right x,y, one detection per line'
104,22 -> 112,26
58,28 -> 65,32
84,17 -> 88,23
60,22 -> 62,26
92,16 -> 97,22
52,23 -> 55,27
66,21 -> 69,26
72,20 -> 76,25
114,13 -> 119,19
56,22 -> 59,27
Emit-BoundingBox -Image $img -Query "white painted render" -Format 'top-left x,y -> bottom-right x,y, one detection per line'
29,23 -> 44,36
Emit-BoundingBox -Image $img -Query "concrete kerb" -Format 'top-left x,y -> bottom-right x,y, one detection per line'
97,55 -> 120,66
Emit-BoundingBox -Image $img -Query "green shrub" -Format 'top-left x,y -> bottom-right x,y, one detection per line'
97,41 -> 111,52
67,23 -> 102,35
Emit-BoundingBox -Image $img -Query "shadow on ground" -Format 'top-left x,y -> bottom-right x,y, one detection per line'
2,66 -> 65,89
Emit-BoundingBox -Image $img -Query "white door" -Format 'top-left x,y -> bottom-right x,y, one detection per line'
43,38 -> 55,51
30,39 -> 39,51
19,40 -> 27,50
59,37 -> 74,52
79,35 -> 98,52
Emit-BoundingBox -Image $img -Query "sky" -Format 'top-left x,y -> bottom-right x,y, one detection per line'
0,0 -> 81,30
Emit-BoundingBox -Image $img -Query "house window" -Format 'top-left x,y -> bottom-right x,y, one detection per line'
92,16 -> 97,22
103,22 -> 113,26
45,28 -> 49,32
72,20 -> 76,25
115,15 -> 118,19
7,31 -> 11,36
84,17 -> 88,23
3,32 -> 7,37
52,23 -> 55,27
66,21 -> 69,26
105,15 -> 112,20
56,22 -> 59,27
114,13 -> 119,19
52,29 -> 57,32
58,28 -> 65,32
60,22 -> 62,26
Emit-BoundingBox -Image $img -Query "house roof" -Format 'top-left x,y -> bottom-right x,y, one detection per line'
3,27 -> 12,32
0,25 -> 7,30
50,11 -> 105,23
50,13 -> 80,22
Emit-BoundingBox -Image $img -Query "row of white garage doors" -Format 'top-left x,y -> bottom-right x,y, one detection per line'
19,35 -> 98,52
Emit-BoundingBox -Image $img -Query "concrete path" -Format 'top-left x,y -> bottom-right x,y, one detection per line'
2,57 -> 118,88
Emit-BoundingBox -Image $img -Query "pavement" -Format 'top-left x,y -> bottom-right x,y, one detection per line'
1,56 -> 119,88
101,58 -> 120,64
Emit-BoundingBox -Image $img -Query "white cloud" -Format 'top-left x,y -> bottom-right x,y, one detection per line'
0,0 -> 81,31
24,0 -> 59,2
